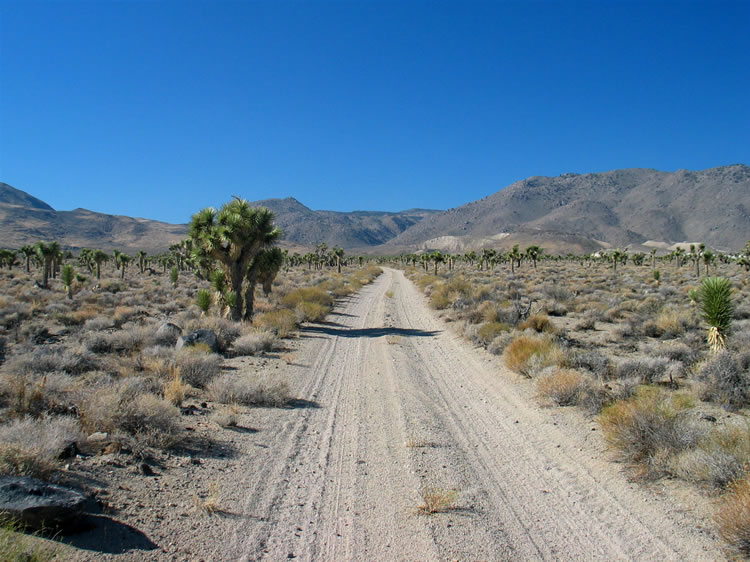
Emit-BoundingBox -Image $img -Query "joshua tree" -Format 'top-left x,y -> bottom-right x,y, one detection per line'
702,250 -> 715,276
508,245 -> 522,273
332,246 -> 345,274
61,264 -> 75,300
650,249 -> 657,271
464,251 -> 477,267
91,249 -> 110,280
35,241 -> 57,288
256,247 -> 284,296
610,249 -> 625,274
19,245 -> 35,273
697,277 -> 733,352
117,253 -> 132,279
137,250 -> 147,274
0,249 -> 18,269
189,198 -> 282,321
431,251 -> 445,275
525,245 -> 542,269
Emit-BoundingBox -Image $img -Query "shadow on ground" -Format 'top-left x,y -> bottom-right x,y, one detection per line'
56,514 -> 158,554
301,325 -> 441,339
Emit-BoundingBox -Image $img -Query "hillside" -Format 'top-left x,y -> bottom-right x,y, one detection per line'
0,186 -> 439,252
382,164 -> 750,253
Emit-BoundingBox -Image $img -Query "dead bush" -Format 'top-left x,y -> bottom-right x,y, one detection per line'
208,373 -> 289,407
536,369 -> 588,406
175,349 -> 222,389
698,351 -> 750,410
715,474 -> 750,556
232,332 -> 277,356
614,357 -> 671,384
0,416 -> 83,479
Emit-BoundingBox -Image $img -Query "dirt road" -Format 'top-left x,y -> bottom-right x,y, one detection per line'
222,268 -> 721,560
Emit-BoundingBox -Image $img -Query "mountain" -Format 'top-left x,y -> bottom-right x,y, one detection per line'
381,164 -> 750,253
252,197 -> 439,249
0,186 -> 439,252
0,183 -> 55,211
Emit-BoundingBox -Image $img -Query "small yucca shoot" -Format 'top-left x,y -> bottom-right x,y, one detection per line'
697,277 -> 733,352
61,264 -> 75,299
196,289 -> 211,315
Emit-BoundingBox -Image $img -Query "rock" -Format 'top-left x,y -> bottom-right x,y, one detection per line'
176,329 -> 219,352
87,432 -> 109,442
0,476 -> 87,532
156,322 -> 183,346
139,463 -> 155,476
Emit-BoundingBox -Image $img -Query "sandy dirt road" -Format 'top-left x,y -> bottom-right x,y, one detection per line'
221,268 -> 721,561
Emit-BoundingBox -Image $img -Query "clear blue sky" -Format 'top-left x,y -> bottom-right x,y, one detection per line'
1,0 -> 748,224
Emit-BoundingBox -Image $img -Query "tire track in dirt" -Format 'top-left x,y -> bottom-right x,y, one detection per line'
222,268 -> 722,561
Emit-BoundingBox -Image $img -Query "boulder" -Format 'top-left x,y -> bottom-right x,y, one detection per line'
176,329 -> 219,352
0,476 -> 87,532
155,322 -> 182,346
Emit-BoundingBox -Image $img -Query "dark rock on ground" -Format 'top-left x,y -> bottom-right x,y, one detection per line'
0,476 -> 87,532
176,329 -> 219,352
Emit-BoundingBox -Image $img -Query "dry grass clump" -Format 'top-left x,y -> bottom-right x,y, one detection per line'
614,357 -> 672,384
715,474 -> 750,556
599,387 -> 699,470
254,309 -> 298,338
208,373 -> 290,407
193,481 -> 221,516
518,313 -> 555,333
428,277 -> 472,310
417,487 -> 459,514
0,416 -> 83,479
475,322 -> 512,346
281,286 -> 334,309
80,378 -> 181,448
163,370 -> 191,406
698,350 -> 750,409
295,301 -> 329,323
0,520 -> 57,561
502,335 -> 563,377
536,368 -> 588,406
175,348 -> 222,389
231,331 -> 277,356
670,422 -> 750,489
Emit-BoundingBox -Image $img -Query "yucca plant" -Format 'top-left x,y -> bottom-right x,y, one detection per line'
196,289 -> 212,315
61,264 -> 74,300
697,277 -> 733,352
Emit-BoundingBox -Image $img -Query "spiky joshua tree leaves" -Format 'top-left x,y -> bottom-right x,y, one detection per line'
697,277 -> 734,352
189,198 -> 282,321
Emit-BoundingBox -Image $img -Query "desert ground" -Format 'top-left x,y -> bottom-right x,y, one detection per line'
2,256 -> 749,560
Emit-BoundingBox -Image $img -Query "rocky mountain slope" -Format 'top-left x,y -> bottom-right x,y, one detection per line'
382,164 -> 750,253
0,184 -> 438,252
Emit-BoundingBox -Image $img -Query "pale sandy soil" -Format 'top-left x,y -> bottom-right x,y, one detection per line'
59,268 -> 724,560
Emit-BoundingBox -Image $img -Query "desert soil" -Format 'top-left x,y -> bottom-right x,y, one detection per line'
63,268 -> 723,560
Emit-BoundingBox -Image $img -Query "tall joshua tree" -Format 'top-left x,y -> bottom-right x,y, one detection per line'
137,250 -> 147,274
525,245 -> 542,269
189,197 -> 282,321
19,245 -> 35,273
91,249 -> 110,280
35,241 -> 57,288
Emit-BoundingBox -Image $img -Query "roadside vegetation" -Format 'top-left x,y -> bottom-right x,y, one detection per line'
0,201 -> 380,557
402,243 -> 750,556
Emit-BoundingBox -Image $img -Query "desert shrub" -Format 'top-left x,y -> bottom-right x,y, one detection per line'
698,351 -> 750,409
502,335 -> 562,378
670,422 -> 750,489
576,309 -> 602,330
295,301 -> 329,323
0,372 -> 77,418
208,373 -> 289,407
83,315 -> 113,331
232,332 -> 277,356
643,341 -> 699,366
614,357 -> 671,384
281,287 -> 334,309
428,277 -> 472,310
81,382 -> 181,448
163,371 -> 190,406
536,369 -> 587,406
0,416 -> 83,479
599,387 -> 700,469
518,314 -> 554,333
566,351 -> 613,379
715,473 -> 750,556
175,349 -> 222,389
545,302 -> 568,317
198,316 -> 243,351
254,309 -> 298,338
487,332 -> 515,356
476,322 -> 511,346
4,345 -> 98,375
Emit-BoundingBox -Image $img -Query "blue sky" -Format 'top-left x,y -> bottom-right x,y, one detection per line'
1,0 -> 748,224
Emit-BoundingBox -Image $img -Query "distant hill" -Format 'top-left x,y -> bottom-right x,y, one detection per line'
0,186 -> 440,252
253,197 -> 439,249
381,164 -> 750,253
